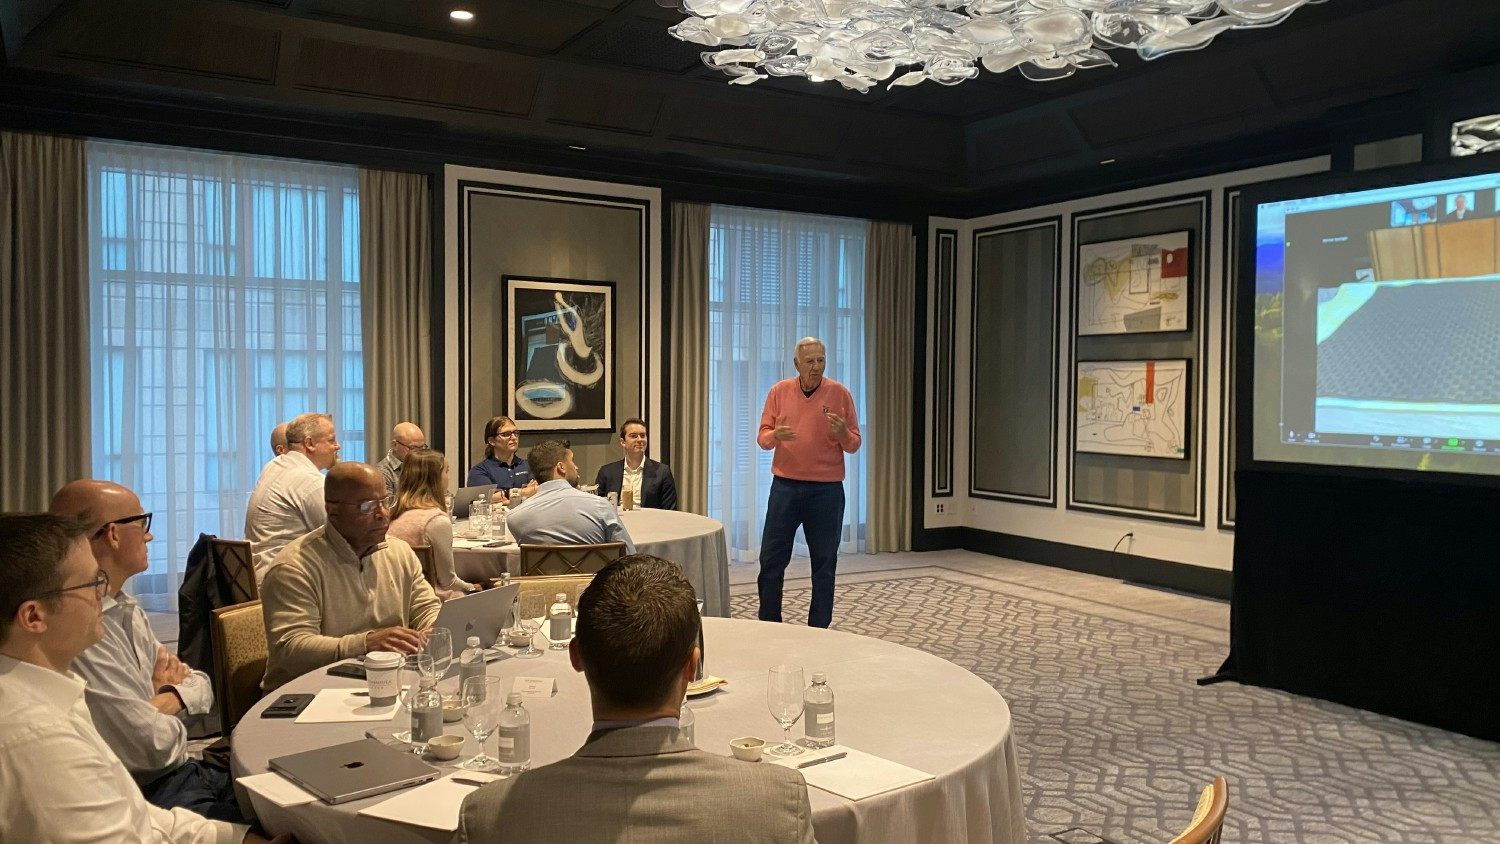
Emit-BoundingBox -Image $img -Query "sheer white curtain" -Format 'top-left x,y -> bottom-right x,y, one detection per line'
706,205 -> 868,563
86,141 -> 364,610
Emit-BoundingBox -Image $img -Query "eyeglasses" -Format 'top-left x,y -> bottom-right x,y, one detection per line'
92,512 -> 152,539
330,494 -> 397,515
493,430 -> 519,439
24,571 -> 110,603
397,441 -> 427,450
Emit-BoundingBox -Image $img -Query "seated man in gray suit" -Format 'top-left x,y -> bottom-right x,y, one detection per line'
593,418 -> 679,510
457,555 -> 817,844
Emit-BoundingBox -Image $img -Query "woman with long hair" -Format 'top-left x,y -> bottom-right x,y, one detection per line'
389,448 -> 475,600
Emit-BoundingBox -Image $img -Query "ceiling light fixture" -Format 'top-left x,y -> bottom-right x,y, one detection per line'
568,145 -> 588,150
660,0 -> 1324,92
450,9 -> 474,22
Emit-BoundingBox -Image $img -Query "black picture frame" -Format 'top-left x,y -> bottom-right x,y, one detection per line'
503,275 -> 616,432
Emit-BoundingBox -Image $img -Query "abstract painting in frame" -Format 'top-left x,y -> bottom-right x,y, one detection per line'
504,276 -> 615,432
1076,230 -> 1192,335
1075,359 -> 1189,459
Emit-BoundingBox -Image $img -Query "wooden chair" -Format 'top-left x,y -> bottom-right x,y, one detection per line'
515,573 -> 595,609
210,600 -> 267,732
411,544 -> 437,588
518,542 -> 626,576
208,537 -> 258,602
1167,776 -> 1228,844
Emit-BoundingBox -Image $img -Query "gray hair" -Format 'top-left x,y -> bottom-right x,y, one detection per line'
794,337 -> 824,356
286,413 -> 333,445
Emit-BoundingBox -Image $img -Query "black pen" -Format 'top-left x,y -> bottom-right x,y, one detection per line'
797,751 -> 847,769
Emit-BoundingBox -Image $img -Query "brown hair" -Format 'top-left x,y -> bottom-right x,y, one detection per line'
482,416 -> 516,460
0,512 -> 93,642
393,448 -> 447,518
619,417 -> 647,440
575,555 -> 700,710
526,439 -> 571,483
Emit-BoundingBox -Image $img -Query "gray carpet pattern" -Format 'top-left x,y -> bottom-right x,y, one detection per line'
732,573 -> 1500,844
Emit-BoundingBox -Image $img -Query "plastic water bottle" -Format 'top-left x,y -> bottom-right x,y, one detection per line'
679,701 -> 696,746
548,593 -> 573,651
804,672 -> 835,748
496,692 -> 530,776
410,675 -> 444,754
458,636 -> 486,693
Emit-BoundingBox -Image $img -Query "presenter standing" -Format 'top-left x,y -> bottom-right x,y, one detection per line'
757,337 -> 862,628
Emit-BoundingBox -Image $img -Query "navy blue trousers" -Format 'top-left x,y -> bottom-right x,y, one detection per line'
141,758 -> 248,824
758,477 -> 845,628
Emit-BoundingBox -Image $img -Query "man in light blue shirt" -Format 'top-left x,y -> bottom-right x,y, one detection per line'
508,440 -> 635,552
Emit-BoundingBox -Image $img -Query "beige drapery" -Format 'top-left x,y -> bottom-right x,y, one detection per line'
1,131 -> 89,511
864,220 -> 916,552
668,202 -> 711,515
359,169 -> 433,459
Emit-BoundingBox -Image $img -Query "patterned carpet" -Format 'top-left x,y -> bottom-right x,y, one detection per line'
731,571 -> 1500,844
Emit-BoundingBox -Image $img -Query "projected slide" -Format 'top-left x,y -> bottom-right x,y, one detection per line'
1250,166 -> 1500,476
1076,359 -> 1188,459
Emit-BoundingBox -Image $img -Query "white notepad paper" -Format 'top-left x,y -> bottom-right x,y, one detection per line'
294,688 -> 402,724
237,772 -> 318,807
769,745 -> 934,801
357,771 -> 502,831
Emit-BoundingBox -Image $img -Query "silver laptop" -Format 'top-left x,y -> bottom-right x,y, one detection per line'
269,738 -> 438,804
433,581 -> 520,650
451,483 -> 495,520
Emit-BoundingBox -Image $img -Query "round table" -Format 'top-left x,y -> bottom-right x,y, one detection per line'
233,618 -> 1026,844
452,508 -> 732,616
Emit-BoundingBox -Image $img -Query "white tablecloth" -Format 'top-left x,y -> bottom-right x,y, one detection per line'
232,618 -> 1026,844
452,508 -> 731,616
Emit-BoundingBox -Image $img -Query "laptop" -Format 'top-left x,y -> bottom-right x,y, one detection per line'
451,483 -> 495,520
269,738 -> 438,804
433,581 -> 520,650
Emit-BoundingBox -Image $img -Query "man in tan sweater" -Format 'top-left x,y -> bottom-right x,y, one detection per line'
260,463 -> 441,692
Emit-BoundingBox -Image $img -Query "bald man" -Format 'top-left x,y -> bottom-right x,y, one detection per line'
269,422 -> 289,458
50,481 -> 243,821
260,463 -> 441,691
376,422 -> 426,497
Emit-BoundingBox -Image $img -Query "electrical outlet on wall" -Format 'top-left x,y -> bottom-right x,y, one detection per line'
935,502 -> 945,514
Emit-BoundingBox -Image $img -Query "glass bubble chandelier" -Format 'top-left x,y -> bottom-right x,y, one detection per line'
660,0 -> 1325,91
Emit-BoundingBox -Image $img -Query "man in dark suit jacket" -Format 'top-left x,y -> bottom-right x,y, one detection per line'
457,555 -> 816,844
593,417 -> 679,510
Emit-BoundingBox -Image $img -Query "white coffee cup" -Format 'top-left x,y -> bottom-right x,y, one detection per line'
364,651 -> 403,705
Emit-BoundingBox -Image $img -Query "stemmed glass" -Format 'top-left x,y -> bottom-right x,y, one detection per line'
513,592 -> 544,659
393,653 -> 435,744
461,676 -> 503,772
766,664 -> 806,757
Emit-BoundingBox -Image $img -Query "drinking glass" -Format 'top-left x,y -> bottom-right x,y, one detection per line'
461,676 -> 503,772
514,592 -> 545,659
393,653 -> 435,744
425,628 -> 453,685
766,664 -> 806,756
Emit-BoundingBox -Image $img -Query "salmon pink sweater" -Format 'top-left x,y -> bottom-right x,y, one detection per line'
757,377 -> 862,482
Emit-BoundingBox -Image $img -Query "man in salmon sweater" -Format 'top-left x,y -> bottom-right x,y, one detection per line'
756,336 -> 862,628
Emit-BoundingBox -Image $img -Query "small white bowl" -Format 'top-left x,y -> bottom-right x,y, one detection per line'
426,734 -> 465,761
729,736 -> 765,762
442,698 -> 467,723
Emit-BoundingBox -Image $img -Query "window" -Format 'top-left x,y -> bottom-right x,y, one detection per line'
87,141 -> 362,609
706,205 -> 868,562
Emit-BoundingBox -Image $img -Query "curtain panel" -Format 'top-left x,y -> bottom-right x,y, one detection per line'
864,221 -> 916,552
669,202 -> 711,515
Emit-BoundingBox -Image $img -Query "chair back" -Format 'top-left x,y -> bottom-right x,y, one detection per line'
208,538 -> 258,602
1167,776 -> 1228,844
411,544 -> 437,588
211,600 -> 267,731
518,542 -> 626,576
515,573 -> 595,608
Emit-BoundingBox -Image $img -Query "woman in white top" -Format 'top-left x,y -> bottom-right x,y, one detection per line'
388,448 -> 475,600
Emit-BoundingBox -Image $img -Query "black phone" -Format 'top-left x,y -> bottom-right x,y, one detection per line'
261,693 -> 315,718
326,661 -> 367,680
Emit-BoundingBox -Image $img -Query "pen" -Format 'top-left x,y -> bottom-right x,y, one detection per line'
797,751 -> 847,769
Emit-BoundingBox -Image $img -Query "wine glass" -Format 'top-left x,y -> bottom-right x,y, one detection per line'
393,653 -> 435,744
461,676 -> 503,772
425,628 -> 453,685
514,592 -> 545,659
766,664 -> 806,757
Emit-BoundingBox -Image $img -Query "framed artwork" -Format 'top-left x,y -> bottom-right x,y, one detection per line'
504,276 -> 615,432
1075,359 -> 1189,459
1076,230 -> 1192,335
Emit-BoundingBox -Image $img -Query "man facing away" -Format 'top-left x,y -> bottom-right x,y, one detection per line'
457,554 -> 817,844
245,412 -> 341,580
507,439 -> 635,552
260,462 -> 440,691
757,337 -> 862,629
0,512 -> 292,844
50,480 -> 242,821
269,423 -> 289,458
593,417 -> 679,510
375,421 -> 427,497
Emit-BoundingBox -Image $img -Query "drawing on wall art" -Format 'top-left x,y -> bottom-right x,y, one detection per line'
505,276 -> 615,432
1076,359 -> 1188,459
1077,231 -> 1191,334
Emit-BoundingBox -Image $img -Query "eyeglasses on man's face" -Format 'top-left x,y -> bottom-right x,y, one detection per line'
331,494 -> 397,516
24,570 -> 110,603
92,512 -> 152,539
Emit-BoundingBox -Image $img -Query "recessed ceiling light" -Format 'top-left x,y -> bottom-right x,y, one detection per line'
450,9 -> 474,21
1099,158 -> 1116,165
568,145 -> 587,151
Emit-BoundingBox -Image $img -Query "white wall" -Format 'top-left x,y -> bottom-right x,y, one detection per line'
929,158 -> 1329,571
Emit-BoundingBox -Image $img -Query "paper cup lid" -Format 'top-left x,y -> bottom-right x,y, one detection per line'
364,651 -> 403,669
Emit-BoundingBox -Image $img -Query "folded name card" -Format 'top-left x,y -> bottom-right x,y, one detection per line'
512,676 -> 555,699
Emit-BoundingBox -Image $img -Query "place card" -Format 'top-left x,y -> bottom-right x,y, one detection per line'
512,676 -> 555,699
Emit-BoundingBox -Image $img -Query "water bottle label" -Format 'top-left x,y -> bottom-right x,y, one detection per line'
817,713 -> 834,725
805,701 -> 834,739
550,615 -> 570,641
497,726 -> 529,763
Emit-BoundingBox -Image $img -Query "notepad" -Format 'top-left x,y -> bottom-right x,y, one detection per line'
357,771 -> 502,831
768,745 -> 934,801
238,772 -> 319,807
294,687 -> 402,723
